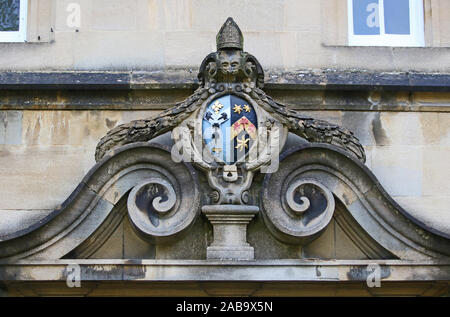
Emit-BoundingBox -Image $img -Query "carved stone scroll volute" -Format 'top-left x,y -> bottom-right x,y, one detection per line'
126,151 -> 200,243
261,175 -> 335,245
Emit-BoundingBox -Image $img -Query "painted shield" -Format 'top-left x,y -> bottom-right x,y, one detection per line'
202,95 -> 258,164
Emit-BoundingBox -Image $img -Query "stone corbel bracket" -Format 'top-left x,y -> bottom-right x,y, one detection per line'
260,143 -> 450,260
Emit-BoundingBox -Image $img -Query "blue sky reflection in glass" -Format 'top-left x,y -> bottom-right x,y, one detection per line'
352,0 -> 380,35
384,0 -> 410,34
352,0 -> 411,36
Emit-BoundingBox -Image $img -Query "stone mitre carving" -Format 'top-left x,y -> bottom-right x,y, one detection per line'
95,18 -> 365,166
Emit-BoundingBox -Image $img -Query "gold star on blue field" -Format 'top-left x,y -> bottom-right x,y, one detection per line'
235,135 -> 249,151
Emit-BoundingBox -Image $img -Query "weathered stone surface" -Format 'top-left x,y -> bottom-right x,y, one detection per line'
21,110 -> 121,146
302,219 -> 373,260
244,32 -> 298,68
296,31 -> 326,68
123,216 -> 156,259
422,147 -> 450,196
371,146 -> 423,197
334,221 -> 370,259
284,0 -> 321,32
88,220 -> 124,259
302,221 -> 335,259
0,111 -> 22,145
164,31 -> 214,67
438,113 -> 450,146
395,196 -> 450,236
0,32 -> 76,70
0,210 -> 52,238
247,214 -> 301,259
340,111 -> 378,146
154,216 -> 208,260
378,113 -> 425,146
146,0 -> 193,30
73,31 -> 165,70
0,146 -> 95,210
191,0 -> 284,32
91,0 -> 138,31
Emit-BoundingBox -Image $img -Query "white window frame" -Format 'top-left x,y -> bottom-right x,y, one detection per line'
348,0 -> 425,47
0,0 -> 28,42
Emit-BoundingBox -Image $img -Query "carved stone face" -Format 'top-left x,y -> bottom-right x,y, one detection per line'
198,48 -> 263,88
218,49 -> 242,76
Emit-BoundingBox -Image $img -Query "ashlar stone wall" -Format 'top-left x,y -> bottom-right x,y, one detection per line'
0,0 -> 449,71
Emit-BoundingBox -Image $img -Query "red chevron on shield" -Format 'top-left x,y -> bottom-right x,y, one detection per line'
231,116 -> 257,140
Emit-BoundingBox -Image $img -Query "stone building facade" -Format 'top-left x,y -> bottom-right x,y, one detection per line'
0,0 -> 449,296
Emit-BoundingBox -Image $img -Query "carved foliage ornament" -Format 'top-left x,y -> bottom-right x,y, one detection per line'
97,18 -> 366,247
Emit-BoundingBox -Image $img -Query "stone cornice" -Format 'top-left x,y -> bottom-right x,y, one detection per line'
0,70 -> 449,91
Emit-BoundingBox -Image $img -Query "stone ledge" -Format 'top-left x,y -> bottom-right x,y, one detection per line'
0,70 -> 449,91
1,89 -> 449,112
0,259 -> 449,282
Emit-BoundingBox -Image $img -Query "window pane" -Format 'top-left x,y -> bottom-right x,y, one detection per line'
353,0 -> 380,35
0,0 -> 20,32
384,0 -> 410,34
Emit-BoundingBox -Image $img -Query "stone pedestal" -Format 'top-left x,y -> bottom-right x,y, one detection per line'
202,204 -> 259,260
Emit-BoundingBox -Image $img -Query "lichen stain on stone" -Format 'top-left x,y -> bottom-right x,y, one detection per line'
83,265 -> 122,280
50,111 -> 70,145
371,113 -> 389,146
123,265 -> 146,279
84,125 -> 90,137
0,148 -> 11,158
346,265 -> 390,281
437,114 -> 450,141
86,111 -> 122,140
56,90 -> 68,107
368,91 -> 381,107
89,265 -> 117,272
415,227 -> 430,240
341,192 -> 351,206
24,113 -> 41,145
105,118 -> 117,129
0,111 -> 7,131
